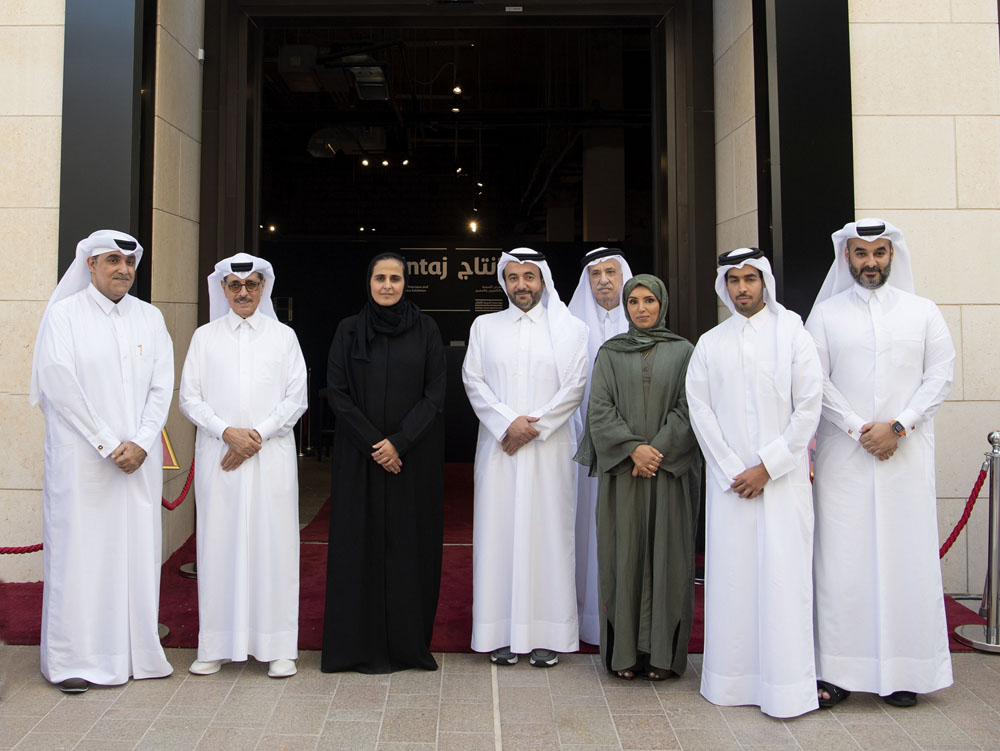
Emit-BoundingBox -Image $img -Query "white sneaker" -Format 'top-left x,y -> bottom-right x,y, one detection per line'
189,659 -> 229,675
268,659 -> 297,678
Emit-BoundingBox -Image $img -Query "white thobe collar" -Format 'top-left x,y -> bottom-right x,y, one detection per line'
851,283 -> 891,306
87,283 -> 133,317
504,301 -> 546,324
226,307 -> 264,331
735,301 -> 776,332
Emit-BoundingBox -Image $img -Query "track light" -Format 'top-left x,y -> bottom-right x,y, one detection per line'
469,220 -> 478,233
361,158 -> 370,166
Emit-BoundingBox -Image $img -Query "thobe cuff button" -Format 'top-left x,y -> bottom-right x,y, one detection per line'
97,445 -> 103,451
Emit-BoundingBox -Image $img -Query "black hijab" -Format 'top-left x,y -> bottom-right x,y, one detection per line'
352,252 -> 422,361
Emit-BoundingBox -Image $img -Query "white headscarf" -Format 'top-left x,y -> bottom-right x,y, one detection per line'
567,247 -> 634,363
812,218 -> 915,306
497,247 -> 587,385
716,248 -> 797,396
207,252 -> 277,322
714,248 -> 784,316
29,229 -> 144,405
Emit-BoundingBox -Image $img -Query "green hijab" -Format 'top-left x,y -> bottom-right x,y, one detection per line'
602,273 -> 686,352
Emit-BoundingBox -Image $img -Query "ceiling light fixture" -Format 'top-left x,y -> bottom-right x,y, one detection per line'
361,158 -> 370,166
402,158 -> 410,166
381,159 -> 389,166
469,220 -> 478,233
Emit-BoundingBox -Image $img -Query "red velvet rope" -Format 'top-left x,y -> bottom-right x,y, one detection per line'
0,543 -> 43,555
1,459 -> 989,557
0,458 -> 196,554
161,457 -> 196,511
939,463 -> 989,559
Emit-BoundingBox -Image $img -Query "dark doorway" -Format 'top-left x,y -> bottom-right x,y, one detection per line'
200,1 -> 717,452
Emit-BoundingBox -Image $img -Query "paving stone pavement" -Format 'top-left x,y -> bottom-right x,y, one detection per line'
2,645 -> 1000,750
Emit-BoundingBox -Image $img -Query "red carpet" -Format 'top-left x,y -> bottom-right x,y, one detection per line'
0,461 -> 987,655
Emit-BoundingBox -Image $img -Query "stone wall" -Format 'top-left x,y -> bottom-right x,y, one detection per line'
0,1 -> 65,582
713,0 -> 757,322
151,0 -> 205,560
848,0 -> 1000,594
0,0 -> 206,582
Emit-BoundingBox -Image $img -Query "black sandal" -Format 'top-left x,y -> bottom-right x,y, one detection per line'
817,680 -> 850,709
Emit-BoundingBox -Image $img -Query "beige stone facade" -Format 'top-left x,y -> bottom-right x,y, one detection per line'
0,1 -> 205,582
0,1 -> 65,583
713,0 -> 1000,595
847,2 -> 1000,595
152,0 -> 205,568
1,1 -> 997,594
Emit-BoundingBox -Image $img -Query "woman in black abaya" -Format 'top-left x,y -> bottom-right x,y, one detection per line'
321,253 -> 446,673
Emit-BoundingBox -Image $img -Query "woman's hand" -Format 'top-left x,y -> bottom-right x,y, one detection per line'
372,439 -> 402,474
630,444 -> 663,478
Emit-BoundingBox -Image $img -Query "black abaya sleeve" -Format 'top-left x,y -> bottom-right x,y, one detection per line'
327,319 -> 383,452
386,316 -> 446,456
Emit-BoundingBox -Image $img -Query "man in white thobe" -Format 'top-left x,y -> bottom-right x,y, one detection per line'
567,247 -> 633,645
30,229 -> 174,693
179,253 -> 307,679
462,247 -> 588,667
686,248 -> 823,718
805,218 -> 955,708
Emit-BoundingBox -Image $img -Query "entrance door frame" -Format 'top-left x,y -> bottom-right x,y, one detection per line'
199,0 -> 716,339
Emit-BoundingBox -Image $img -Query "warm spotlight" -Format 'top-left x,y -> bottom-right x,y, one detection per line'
456,166 -> 463,174
469,220 -> 478,233
361,158 -> 370,166
268,225 -> 276,232
381,159 -> 389,166
359,226 -> 365,232
402,159 -> 410,166
452,84 -> 462,95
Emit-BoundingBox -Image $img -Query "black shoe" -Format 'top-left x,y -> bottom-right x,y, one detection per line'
58,678 -> 89,694
529,649 -> 559,668
884,690 -> 918,707
490,647 -> 518,666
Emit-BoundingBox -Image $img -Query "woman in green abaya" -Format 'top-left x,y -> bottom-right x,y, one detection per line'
575,274 -> 701,681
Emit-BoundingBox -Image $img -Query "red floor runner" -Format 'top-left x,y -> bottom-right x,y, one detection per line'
0,460 -> 987,655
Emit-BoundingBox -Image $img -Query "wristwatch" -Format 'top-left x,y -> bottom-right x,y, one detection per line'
890,420 -> 906,437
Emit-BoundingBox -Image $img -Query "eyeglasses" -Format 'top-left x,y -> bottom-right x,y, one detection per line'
226,279 -> 262,292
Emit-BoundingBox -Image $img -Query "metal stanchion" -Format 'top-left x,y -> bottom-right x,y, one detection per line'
955,431 -> 1000,652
